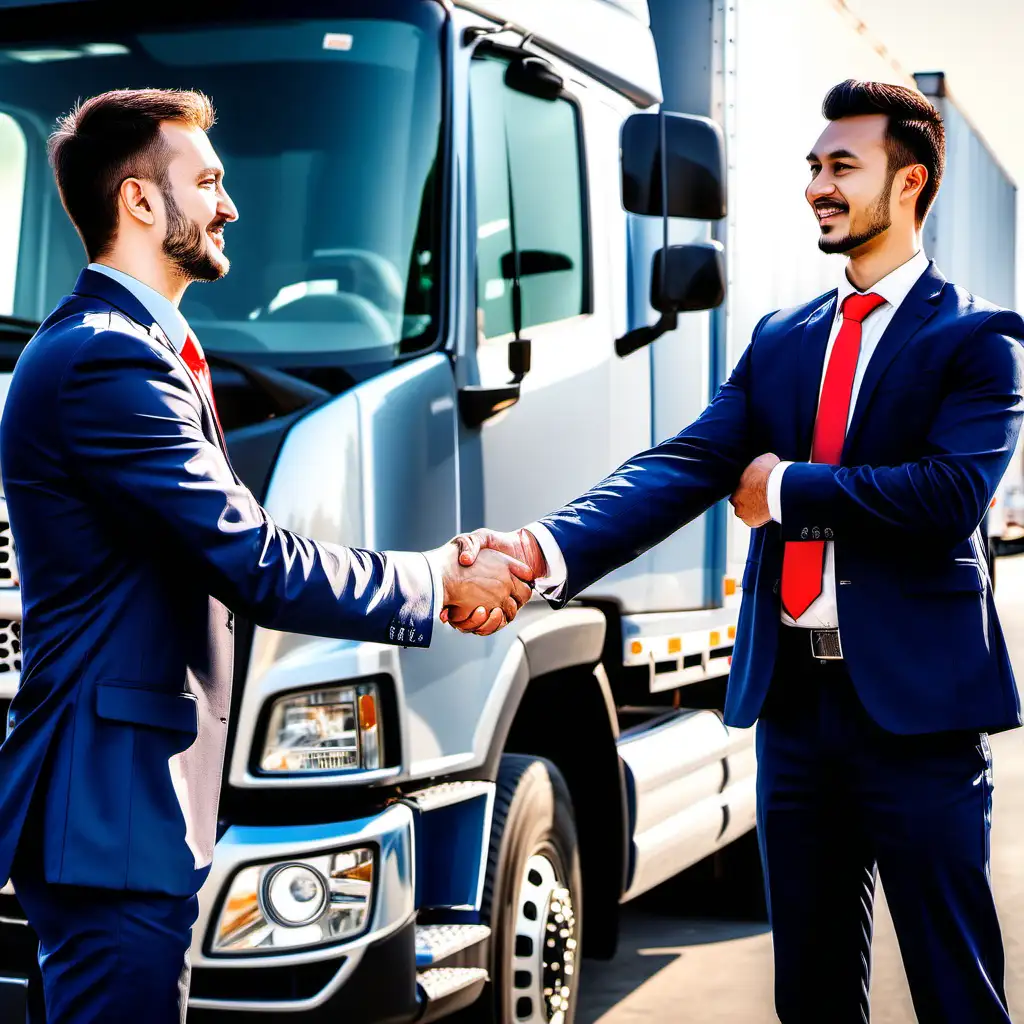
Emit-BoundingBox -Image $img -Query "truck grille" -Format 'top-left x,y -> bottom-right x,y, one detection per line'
0,622 -> 20,675
0,503 -> 15,589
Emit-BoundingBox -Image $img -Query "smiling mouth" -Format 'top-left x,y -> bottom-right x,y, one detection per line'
207,224 -> 225,251
815,202 -> 848,224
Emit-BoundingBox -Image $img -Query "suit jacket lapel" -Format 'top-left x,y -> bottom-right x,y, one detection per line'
796,293 -> 837,459
841,262 -> 945,459
72,268 -> 230,457
148,322 -> 230,456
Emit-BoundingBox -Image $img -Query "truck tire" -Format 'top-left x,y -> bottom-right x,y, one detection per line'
460,755 -> 583,1024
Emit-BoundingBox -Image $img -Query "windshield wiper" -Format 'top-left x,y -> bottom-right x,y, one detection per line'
205,352 -> 330,418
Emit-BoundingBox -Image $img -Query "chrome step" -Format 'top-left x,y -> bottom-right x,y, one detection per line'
416,923 -> 491,967
417,966 -> 489,1021
406,780 -> 493,811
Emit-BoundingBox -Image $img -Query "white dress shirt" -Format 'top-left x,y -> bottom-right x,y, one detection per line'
87,262 -> 449,613
526,249 -> 932,623
88,262 -> 191,353
768,248 -> 929,629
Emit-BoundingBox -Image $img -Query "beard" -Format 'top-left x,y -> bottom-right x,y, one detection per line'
818,173 -> 895,255
162,187 -> 228,283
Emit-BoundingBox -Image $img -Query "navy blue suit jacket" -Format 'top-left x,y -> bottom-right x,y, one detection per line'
0,269 -> 434,897
540,262 -> 1024,735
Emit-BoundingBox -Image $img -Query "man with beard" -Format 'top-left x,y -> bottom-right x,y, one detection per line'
0,89 -> 534,1023
449,80 -> 1024,1021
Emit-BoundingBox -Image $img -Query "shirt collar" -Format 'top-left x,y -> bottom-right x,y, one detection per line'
87,262 -> 190,352
836,248 -> 930,316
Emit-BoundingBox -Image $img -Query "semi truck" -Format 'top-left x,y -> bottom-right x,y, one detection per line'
0,1 -> 1015,1022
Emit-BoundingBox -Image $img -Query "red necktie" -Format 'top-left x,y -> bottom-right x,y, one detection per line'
780,291 -> 886,620
180,331 -> 223,434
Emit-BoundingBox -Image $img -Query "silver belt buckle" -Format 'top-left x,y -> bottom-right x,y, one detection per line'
810,629 -> 843,661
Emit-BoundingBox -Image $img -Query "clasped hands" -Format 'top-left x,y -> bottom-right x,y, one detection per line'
437,452 -> 779,637
435,528 -> 548,636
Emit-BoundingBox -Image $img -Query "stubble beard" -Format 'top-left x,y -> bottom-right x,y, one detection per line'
818,173 -> 895,256
162,187 -> 228,283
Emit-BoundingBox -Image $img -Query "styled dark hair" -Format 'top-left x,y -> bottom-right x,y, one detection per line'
822,79 -> 945,226
48,88 -> 216,261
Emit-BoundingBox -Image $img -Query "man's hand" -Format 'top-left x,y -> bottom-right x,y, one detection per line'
441,529 -> 548,633
730,453 -> 780,528
436,542 -> 535,636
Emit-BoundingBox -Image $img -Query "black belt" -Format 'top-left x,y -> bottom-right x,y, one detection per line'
778,625 -> 844,664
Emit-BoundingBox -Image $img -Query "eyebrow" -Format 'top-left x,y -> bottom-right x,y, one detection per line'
806,149 -> 860,163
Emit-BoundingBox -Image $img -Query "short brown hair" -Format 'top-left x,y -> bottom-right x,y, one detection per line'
822,79 -> 945,226
48,88 -> 215,261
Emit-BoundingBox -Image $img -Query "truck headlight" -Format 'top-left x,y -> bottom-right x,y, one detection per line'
260,683 -> 381,773
211,847 -> 374,954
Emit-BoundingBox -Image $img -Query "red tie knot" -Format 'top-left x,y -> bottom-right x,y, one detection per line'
841,291 -> 886,324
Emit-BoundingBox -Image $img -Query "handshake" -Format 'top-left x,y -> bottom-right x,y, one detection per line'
433,528 -> 548,636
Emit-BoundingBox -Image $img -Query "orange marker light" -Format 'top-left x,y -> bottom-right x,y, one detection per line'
724,576 -> 737,597
668,637 -> 681,655
728,625 -> 736,641
630,640 -> 643,656
358,694 -> 377,731
710,631 -> 721,647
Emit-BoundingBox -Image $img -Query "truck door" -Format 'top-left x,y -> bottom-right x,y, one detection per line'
464,49 -> 651,538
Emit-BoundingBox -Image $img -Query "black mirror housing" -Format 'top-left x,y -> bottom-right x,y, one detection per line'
652,242 -> 726,314
621,112 -> 727,220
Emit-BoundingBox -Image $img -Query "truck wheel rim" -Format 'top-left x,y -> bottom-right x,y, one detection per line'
511,851 -> 578,1023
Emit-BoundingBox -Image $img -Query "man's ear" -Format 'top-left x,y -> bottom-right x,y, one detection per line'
120,178 -> 156,227
902,163 -> 928,208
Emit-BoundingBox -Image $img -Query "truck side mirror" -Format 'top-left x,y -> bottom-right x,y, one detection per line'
616,243 -> 726,359
651,242 -> 725,314
621,111 -> 727,221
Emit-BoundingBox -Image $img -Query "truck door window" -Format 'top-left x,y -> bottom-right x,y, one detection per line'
0,113 -> 27,316
470,56 -> 587,339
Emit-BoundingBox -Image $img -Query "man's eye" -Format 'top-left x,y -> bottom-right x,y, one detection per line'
201,179 -> 217,188
834,163 -> 851,173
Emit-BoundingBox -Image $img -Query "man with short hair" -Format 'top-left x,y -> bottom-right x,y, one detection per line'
453,80 -> 1024,1021
0,88 -> 532,1023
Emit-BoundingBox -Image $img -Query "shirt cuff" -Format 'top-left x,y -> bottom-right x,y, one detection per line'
524,521 -> 568,600
427,550 -> 446,620
767,462 -> 793,524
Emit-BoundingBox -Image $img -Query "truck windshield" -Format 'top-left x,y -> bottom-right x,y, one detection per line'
0,1 -> 444,382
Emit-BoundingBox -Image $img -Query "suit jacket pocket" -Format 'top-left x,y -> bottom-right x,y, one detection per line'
901,561 -> 984,594
95,683 -> 199,736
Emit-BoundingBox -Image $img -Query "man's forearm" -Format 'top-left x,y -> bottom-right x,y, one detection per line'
778,458 -> 998,545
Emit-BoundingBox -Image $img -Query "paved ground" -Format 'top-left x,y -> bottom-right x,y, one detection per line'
578,552 -> 1024,1023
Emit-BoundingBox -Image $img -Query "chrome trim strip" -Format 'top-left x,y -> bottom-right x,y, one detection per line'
0,916 -> 28,927
0,593 -> 21,621
0,975 -> 28,988
0,671 -> 20,700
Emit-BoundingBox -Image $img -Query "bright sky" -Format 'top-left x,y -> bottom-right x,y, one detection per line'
843,0 -> 1024,297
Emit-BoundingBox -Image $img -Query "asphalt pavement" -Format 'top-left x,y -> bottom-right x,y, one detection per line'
579,552 -> 1024,1023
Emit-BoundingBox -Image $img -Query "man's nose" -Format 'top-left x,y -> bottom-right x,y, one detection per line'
807,175 -> 838,202
219,190 -> 239,223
